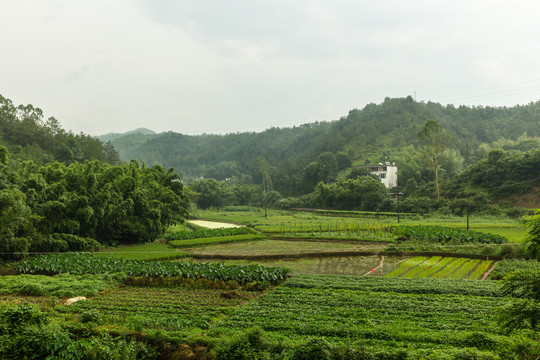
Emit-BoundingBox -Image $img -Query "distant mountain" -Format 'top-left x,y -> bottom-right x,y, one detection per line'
105,97 -> 540,196
98,128 -> 157,142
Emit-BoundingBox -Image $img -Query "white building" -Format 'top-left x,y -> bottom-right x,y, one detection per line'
364,162 -> 397,189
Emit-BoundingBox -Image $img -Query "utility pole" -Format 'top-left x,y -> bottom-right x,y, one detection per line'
392,192 -> 404,223
466,205 -> 470,231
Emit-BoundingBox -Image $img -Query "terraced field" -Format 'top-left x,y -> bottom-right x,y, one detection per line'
385,256 -> 494,279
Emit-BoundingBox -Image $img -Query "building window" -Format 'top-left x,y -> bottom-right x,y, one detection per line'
380,173 -> 386,179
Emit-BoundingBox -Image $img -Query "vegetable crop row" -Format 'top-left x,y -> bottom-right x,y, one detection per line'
66,286 -> 247,331
163,226 -> 253,240
282,274 -> 502,297
217,281 -> 508,352
391,225 -> 508,244
488,259 -> 540,280
16,253 -> 290,285
386,257 -> 492,280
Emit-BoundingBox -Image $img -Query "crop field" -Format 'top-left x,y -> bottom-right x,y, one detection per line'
163,226 -> 254,240
201,256 -> 405,276
256,221 -> 393,237
385,256 -> 494,279
97,242 -> 189,260
488,258 -> 540,280
195,209 -> 526,241
63,286 -> 258,334
168,234 -> 267,248
472,226 -> 528,243
215,274 -> 529,358
185,239 -> 387,258
16,253 -> 290,285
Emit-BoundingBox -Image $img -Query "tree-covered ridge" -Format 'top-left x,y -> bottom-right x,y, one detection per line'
444,148 -> 540,199
0,146 -> 189,259
106,97 -> 540,196
0,95 -> 119,165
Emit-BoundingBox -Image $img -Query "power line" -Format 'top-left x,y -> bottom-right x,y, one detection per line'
429,78 -> 540,101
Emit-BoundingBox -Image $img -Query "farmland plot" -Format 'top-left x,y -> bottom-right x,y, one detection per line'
63,286 -> 257,333
215,274 -> 529,358
386,256 -> 494,279
202,256 -> 405,276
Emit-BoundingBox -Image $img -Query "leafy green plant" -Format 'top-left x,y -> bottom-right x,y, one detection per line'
489,259 -> 540,280
80,309 -> 101,324
16,253 -> 290,286
163,226 -> 254,240
392,225 -> 508,244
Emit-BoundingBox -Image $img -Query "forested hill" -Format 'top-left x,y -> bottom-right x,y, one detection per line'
103,97 -> 540,196
0,95 -> 120,165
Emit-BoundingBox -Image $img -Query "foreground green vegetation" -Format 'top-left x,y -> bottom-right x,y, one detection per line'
489,258 -> 540,280
214,275 -> 538,359
0,208 -> 538,358
2,271 -> 539,359
0,302 -> 157,360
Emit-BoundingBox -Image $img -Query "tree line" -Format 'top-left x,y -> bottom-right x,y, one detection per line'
0,145 -> 189,259
0,94 -> 120,165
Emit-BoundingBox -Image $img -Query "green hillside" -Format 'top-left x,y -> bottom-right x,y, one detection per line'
104,96 -> 540,197
0,95 -> 120,165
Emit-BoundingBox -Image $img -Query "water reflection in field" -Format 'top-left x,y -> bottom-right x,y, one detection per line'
203,256 -> 407,276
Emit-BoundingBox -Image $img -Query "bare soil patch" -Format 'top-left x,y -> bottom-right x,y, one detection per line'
187,220 -> 242,229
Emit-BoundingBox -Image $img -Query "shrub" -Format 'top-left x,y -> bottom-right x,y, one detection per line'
0,237 -> 29,260
392,225 -> 508,244
80,309 -> 101,324
0,303 -> 47,331
29,234 -> 101,253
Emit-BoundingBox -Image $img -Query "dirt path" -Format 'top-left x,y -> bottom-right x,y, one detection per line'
187,220 -> 242,229
482,260 -> 498,280
363,256 -> 385,276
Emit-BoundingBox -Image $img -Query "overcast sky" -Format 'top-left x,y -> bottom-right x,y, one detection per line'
2,1 -> 540,136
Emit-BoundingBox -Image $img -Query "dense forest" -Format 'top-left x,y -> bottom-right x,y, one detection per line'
0,95 -> 189,259
104,96 -> 540,210
0,95 -> 120,165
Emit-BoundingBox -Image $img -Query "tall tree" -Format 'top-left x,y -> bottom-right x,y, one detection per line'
525,210 -> 540,258
418,119 -> 450,198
